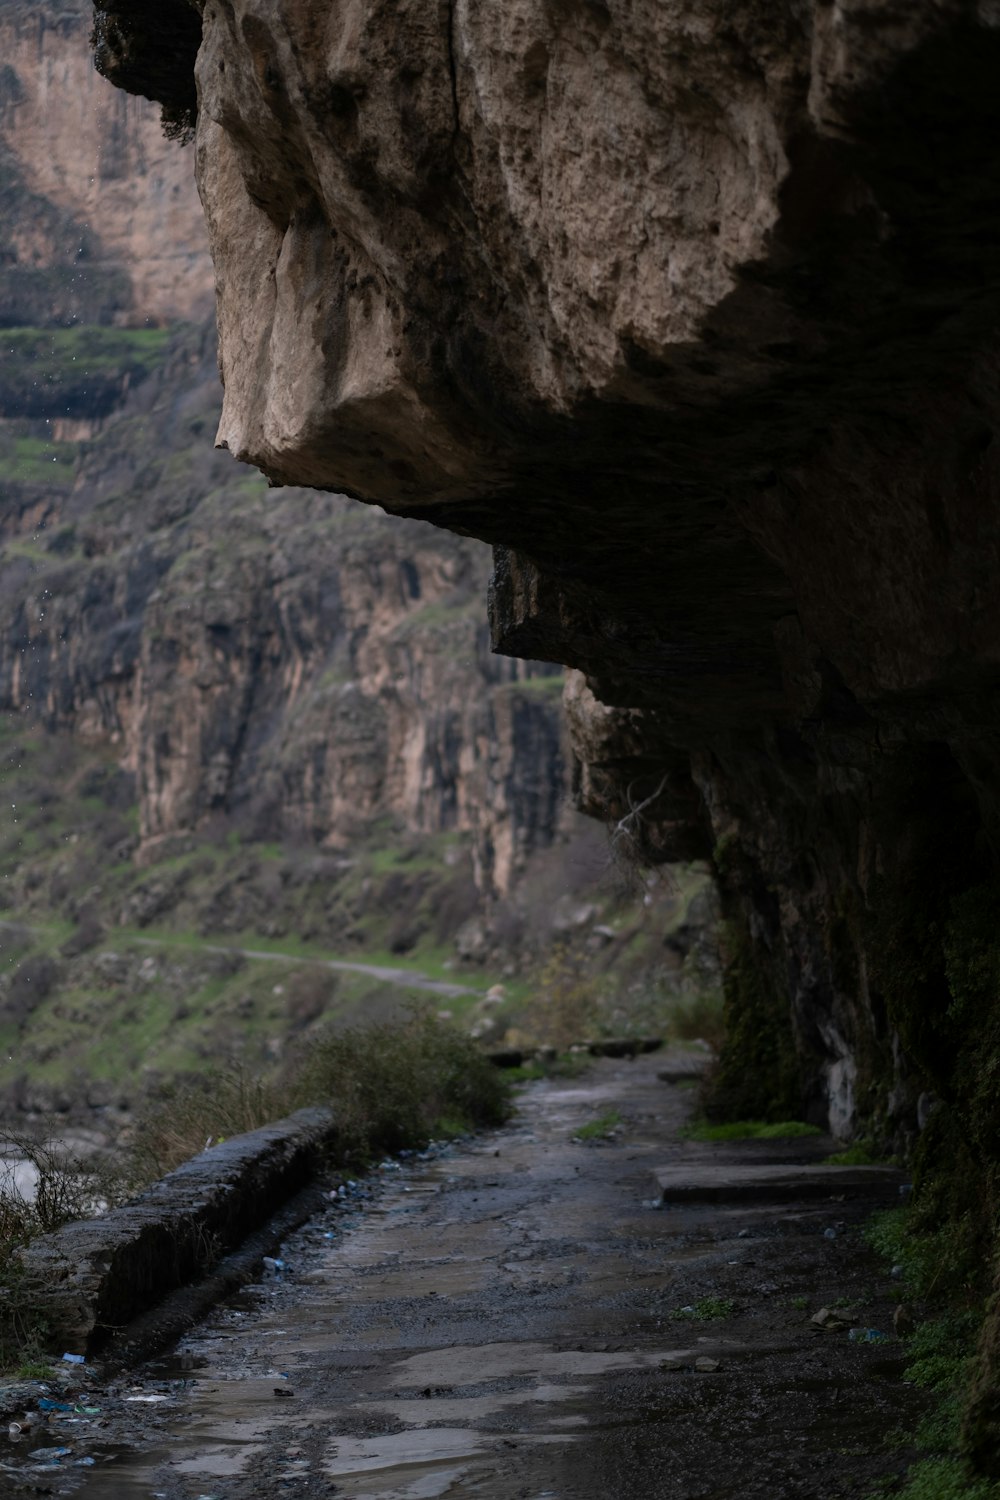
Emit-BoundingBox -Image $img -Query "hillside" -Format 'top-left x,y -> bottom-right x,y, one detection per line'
0,2 -> 717,1114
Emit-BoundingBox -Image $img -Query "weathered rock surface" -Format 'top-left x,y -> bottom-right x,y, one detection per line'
92,0 -> 1000,1137
0,322 -> 566,897
20,1104 -> 333,1350
88,0 -> 1000,1468
0,0 -> 211,326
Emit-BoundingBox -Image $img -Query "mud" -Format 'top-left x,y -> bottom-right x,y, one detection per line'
3,1057 -> 927,1497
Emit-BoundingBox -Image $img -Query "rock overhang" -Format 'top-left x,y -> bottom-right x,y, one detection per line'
89,0 -> 1000,1150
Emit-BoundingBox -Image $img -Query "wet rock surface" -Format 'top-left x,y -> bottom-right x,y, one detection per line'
4,1055 -> 927,1498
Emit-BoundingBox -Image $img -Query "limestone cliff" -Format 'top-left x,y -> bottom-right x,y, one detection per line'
90,0 -> 1000,1462
94,0 -> 1000,1130
0,321 -> 566,898
0,0 -> 212,326
0,1 -> 566,901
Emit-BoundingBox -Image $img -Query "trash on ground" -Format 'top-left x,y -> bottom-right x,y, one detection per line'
125,1394 -> 170,1404
848,1327 -> 889,1343
61,1353 -> 86,1365
38,1399 -> 72,1412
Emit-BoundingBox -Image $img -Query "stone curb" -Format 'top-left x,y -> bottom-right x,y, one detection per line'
20,1105 -> 335,1355
653,1161 -> 904,1204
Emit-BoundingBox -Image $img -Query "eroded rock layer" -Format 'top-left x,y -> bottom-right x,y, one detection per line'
91,0 -> 1000,1464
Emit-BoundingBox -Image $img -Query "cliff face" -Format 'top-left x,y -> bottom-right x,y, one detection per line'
0,2 -> 566,901
0,0 -> 212,326
96,0 -> 1000,1127
90,1 -> 1000,1460
0,322 -> 566,898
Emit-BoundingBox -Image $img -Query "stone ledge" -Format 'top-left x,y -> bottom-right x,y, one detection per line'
20,1105 -> 335,1354
654,1162 -> 904,1205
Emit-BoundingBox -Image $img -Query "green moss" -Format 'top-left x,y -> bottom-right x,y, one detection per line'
880,1458 -> 1000,1500
685,1118 -> 821,1142
826,1144 -> 886,1165
703,915 -> 800,1122
573,1110 -> 622,1140
672,1297 -> 736,1321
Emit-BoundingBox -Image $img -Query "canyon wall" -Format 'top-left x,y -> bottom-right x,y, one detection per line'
0,0 -> 212,325
93,0 -> 1000,1134
0,0 -> 568,902
89,0 -> 1000,1461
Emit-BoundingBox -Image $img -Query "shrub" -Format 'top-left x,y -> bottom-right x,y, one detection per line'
0,1132 -> 122,1367
125,1065 -> 284,1185
293,1007 -> 511,1164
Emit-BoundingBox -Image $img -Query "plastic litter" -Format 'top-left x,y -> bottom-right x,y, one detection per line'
28,1447 -> 72,1459
125,1394 -> 170,1404
38,1399 -> 71,1413
61,1353 -> 85,1365
262,1256 -> 285,1273
848,1327 -> 889,1343
641,1198 -> 663,1210
74,1457 -> 96,1467
823,1227 -> 838,1240
891,1263 -> 905,1279
8,1423 -> 21,1437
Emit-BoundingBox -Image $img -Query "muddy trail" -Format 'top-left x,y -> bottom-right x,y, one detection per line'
4,1057 -> 925,1498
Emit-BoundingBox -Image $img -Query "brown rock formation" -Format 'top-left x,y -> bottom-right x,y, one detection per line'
0,323 -> 566,898
91,0 -> 1000,1462
1,0 -> 211,326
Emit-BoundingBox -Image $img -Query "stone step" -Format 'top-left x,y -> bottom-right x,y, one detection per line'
653,1161 -> 904,1205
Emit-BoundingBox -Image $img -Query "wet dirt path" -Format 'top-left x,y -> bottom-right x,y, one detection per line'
29,1057 -> 926,1498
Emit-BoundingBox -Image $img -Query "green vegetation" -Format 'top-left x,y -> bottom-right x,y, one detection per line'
684,1118 -> 821,1143
662,985 -> 726,1052
865,1204 -> 995,1495
1,434 -> 77,487
295,1007 -> 510,1163
0,1010 -> 510,1369
0,325 -> 172,418
573,1109 -> 622,1141
0,1133 -> 122,1367
672,1297 -> 736,1321
506,1051 -> 593,1084
126,1008 -> 510,1182
826,1143 -> 886,1165
875,1458 -> 998,1500
704,915 -> 800,1123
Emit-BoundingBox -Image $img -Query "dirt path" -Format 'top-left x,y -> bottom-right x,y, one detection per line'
7,1057 -> 926,1498
135,937 -> 483,1000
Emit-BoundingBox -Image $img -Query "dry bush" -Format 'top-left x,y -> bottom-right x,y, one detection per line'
292,1006 -> 511,1164
0,1132 -> 125,1368
527,944 -> 601,1050
126,1066 -> 285,1186
663,986 -> 726,1053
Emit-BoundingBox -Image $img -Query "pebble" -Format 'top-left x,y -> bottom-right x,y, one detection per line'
694,1357 -> 721,1373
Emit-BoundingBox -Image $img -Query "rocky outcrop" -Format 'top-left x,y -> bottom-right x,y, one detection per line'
94,0 -> 1000,1129
88,4 -> 1000,1458
0,321 -> 566,896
